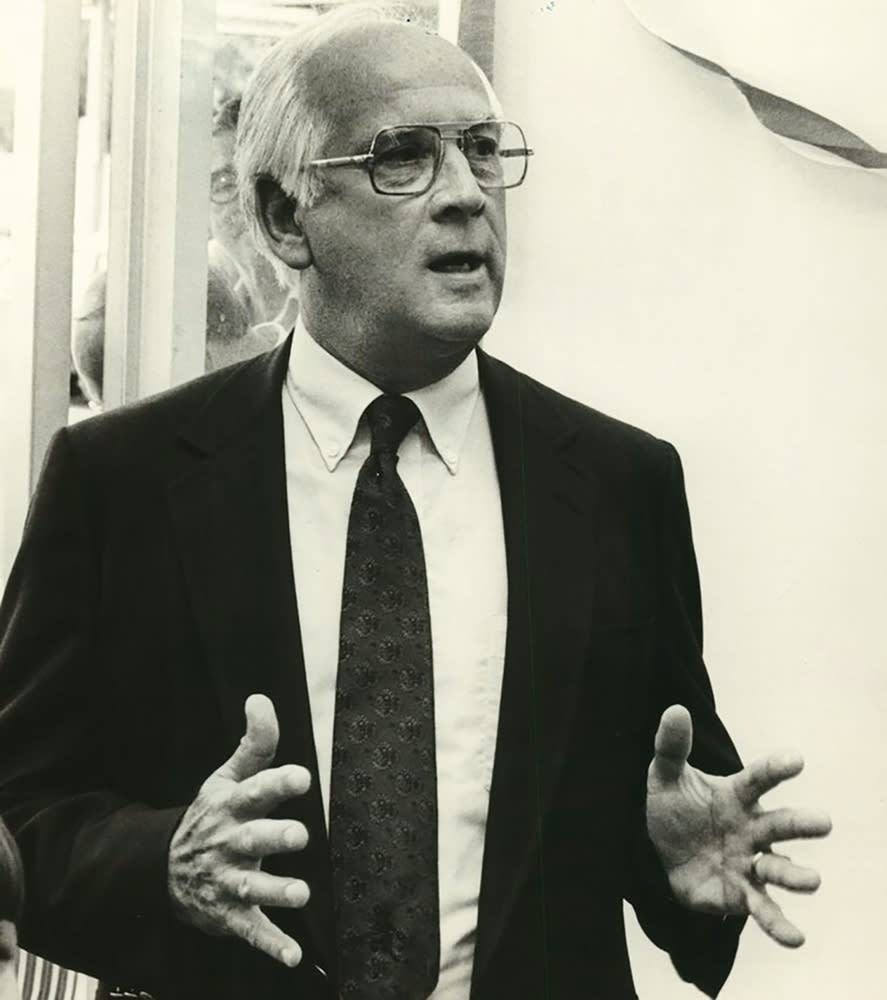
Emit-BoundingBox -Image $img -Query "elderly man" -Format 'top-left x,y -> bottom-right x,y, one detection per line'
0,7 -> 829,1000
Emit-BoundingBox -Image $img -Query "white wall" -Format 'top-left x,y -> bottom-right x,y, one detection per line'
490,1 -> 886,996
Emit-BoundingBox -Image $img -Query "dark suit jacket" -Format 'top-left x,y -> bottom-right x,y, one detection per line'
0,339 -> 743,998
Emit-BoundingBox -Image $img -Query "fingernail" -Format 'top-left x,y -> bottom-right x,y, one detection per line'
291,765 -> 311,790
286,881 -> 308,904
285,825 -> 305,848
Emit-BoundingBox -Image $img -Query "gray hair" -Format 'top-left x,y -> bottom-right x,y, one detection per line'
234,4 -> 407,282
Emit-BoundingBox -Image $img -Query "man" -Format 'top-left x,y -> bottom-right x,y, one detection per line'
0,8 -> 830,999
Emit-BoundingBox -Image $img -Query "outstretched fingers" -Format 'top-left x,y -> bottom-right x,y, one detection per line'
220,869 -> 311,909
230,764 -> 312,818
235,818 -> 310,857
733,753 -> 805,807
745,886 -> 805,948
752,807 -> 833,849
650,705 -> 693,785
753,851 -> 821,893
226,907 -> 304,968
167,693 -> 315,969
216,694 -> 281,783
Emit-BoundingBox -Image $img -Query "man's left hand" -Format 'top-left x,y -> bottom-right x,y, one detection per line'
646,704 -> 832,947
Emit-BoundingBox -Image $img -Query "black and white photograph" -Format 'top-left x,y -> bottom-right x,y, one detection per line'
0,1 -> 883,997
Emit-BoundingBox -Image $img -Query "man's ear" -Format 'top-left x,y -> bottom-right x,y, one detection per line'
255,175 -> 312,270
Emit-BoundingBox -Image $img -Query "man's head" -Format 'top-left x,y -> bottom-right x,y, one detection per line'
236,7 -> 526,391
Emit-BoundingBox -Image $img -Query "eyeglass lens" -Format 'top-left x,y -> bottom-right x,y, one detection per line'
370,122 -> 528,194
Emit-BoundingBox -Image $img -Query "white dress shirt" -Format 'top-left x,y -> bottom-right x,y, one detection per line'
282,318 -> 507,998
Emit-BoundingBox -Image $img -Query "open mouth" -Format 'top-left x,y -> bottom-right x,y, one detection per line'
428,252 -> 484,274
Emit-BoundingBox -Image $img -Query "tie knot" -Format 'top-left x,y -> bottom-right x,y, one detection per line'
366,395 -> 420,456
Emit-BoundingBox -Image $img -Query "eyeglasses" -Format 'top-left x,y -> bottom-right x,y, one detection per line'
309,120 -> 533,196
210,167 -> 239,205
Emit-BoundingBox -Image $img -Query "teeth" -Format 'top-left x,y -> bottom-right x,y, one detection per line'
434,256 -> 479,272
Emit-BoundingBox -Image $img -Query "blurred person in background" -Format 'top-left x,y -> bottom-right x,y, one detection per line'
72,97 -> 298,405
0,824 -> 90,1000
207,98 -> 299,337
0,817 -> 23,1000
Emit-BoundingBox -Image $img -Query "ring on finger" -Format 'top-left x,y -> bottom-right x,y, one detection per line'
750,852 -> 766,883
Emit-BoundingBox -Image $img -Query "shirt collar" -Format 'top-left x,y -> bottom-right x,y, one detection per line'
286,316 -> 480,475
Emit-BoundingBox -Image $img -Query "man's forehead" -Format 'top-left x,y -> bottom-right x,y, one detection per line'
304,23 -> 491,126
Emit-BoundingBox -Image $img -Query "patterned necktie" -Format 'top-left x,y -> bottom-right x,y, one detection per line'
329,395 -> 440,999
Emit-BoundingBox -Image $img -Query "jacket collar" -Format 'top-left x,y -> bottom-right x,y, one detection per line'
177,333 -> 293,458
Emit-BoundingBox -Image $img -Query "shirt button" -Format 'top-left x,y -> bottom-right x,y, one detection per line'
326,444 -> 340,459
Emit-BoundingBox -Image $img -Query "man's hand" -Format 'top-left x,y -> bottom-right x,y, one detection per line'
168,694 -> 311,967
646,704 -> 832,947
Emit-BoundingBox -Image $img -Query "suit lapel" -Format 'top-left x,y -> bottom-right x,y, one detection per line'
472,353 -> 599,991
166,338 -> 336,976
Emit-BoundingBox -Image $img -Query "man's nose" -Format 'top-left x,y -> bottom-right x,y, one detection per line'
429,142 -> 486,217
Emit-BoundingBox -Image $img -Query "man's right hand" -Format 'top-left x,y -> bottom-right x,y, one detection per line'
168,693 -> 311,967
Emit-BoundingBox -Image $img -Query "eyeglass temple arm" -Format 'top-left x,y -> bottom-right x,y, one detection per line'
310,153 -> 373,169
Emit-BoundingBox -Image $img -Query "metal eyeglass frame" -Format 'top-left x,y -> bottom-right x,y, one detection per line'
308,120 -> 534,196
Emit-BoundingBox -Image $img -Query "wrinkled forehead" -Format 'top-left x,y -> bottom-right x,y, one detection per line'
305,23 -> 497,139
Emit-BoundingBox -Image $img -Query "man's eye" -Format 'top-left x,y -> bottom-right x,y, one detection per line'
465,128 -> 501,158
377,143 -> 425,166
471,137 -> 498,158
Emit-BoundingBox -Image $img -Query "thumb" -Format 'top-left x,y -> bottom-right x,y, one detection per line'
650,704 -> 693,786
216,693 -> 280,782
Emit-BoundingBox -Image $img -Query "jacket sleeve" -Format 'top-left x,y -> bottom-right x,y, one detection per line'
624,441 -> 746,998
0,428 -> 185,992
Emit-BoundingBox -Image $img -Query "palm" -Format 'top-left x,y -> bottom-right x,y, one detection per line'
646,705 -> 831,947
648,757 -> 759,914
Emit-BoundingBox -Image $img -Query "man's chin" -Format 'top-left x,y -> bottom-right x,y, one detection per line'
423,304 -> 496,347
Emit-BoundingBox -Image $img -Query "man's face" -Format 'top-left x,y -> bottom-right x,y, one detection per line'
297,26 -> 508,389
